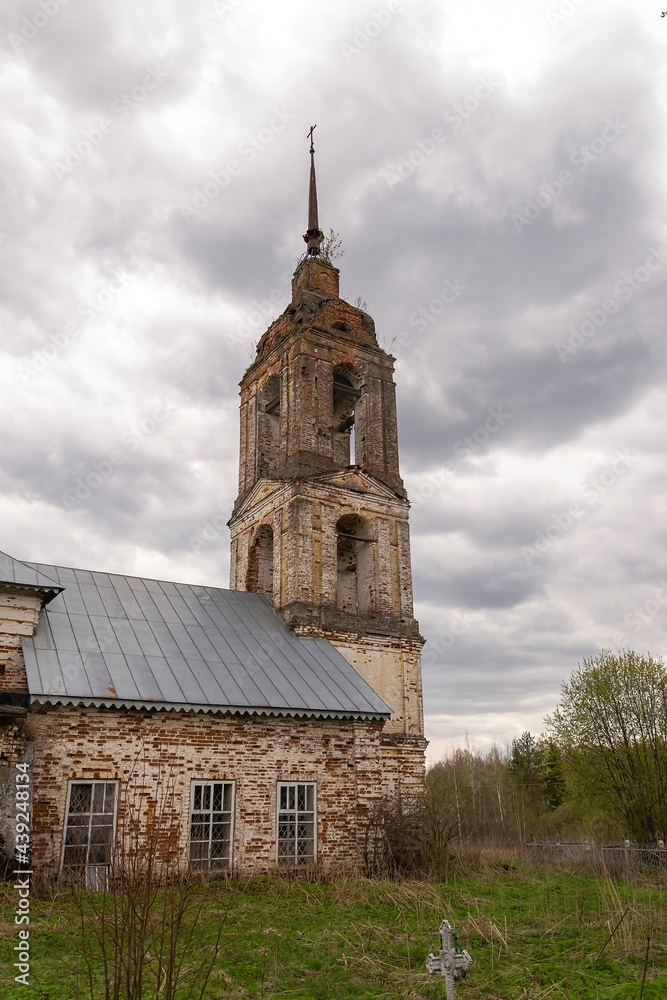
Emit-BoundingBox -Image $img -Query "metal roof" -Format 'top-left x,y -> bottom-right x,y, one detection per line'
0,551 -> 63,602
13,558 -> 390,721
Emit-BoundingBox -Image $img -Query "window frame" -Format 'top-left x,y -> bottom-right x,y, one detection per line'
187,779 -> 236,871
276,781 -> 317,867
60,778 -> 119,880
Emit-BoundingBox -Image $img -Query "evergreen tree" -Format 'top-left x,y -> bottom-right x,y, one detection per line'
540,739 -> 567,811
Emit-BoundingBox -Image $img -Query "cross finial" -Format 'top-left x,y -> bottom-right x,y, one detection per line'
303,125 -> 323,256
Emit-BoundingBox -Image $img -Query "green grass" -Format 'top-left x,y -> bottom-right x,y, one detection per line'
1,860 -> 666,998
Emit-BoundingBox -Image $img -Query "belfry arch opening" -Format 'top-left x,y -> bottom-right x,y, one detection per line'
336,514 -> 375,614
332,367 -> 360,467
246,525 -> 274,598
258,374 -> 281,476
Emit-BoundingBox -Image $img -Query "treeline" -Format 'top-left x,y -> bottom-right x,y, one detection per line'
425,650 -> 667,846
426,734 -> 574,845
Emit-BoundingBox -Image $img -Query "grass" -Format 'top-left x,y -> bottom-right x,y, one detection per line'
1,856 -> 666,999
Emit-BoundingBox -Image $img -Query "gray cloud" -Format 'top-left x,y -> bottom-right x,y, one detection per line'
1,0 -> 666,759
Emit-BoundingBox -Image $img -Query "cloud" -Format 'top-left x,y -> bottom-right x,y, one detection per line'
1,0 -> 666,758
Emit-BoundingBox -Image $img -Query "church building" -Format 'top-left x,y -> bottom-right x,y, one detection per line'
0,135 -> 426,879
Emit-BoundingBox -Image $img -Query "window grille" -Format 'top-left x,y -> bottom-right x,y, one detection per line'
277,782 -> 316,865
188,781 -> 234,869
62,780 -> 117,887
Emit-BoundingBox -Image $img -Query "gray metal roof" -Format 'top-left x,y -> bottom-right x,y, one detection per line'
16,559 -> 390,721
0,550 -> 63,602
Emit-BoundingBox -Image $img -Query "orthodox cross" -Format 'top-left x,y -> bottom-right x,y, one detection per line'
425,919 -> 473,1000
307,123 -> 316,153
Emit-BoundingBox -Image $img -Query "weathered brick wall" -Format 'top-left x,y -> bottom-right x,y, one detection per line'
234,267 -> 404,501
27,706 -> 416,873
0,590 -> 41,693
291,257 -> 340,298
231,485 -> 418,629
329,635 -> 425,739
0,717 -> 32,866
228,258 -> 427,770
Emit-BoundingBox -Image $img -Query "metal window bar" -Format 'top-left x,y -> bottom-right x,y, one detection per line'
189,781 -> 234,870
62,780 -> 117,888
277,782 -> 316,866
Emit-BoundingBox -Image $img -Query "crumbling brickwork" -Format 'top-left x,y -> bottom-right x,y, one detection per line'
229,256 -> 427,787
0,591 -> 40,695
235,258 -> 405,499
28,706 -> 411,873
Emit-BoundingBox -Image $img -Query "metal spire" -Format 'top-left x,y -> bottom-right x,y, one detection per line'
303,125 -> 324,256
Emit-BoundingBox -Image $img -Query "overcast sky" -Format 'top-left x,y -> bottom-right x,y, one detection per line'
1,0 -> 665,761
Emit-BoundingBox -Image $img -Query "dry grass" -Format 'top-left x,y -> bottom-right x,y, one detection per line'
1,851 -> 666,999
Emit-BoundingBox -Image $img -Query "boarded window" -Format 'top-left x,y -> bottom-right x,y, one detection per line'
277,782 -> 316,866
188,781 -> 235,870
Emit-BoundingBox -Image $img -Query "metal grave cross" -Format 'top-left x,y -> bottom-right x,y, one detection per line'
425,919 -> 473,1000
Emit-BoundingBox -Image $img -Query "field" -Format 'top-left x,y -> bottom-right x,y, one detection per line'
1,856 -> 666,999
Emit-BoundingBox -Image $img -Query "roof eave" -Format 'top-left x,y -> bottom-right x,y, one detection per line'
28,694 -> 390,722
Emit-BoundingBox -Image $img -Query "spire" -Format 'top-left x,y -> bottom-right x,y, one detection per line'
303,125 -> 324,256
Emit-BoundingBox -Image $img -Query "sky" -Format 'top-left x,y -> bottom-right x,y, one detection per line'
1,0 -> 666,763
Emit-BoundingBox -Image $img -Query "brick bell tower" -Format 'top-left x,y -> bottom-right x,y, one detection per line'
228,127 -> 426,786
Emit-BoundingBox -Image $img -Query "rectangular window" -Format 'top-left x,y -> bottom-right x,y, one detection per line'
62,780 -> 117,886
188,781 -> 234,869
277,782 -> 316,866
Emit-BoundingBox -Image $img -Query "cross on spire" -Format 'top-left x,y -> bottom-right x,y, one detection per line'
303,125 -> 324,256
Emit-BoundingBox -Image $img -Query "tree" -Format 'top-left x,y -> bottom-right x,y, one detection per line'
546,650 -> 667,841
508,732 -> 543,786
540,739 -> 567,811
508,732 -> 546,838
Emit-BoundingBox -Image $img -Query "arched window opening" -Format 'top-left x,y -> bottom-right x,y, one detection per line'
246,525 -> 274,598
332,368 -> 360,467
258,375 -> 281,476
336,514 -> 375,614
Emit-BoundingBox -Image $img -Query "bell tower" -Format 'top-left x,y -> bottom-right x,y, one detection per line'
228,129 -> 426,780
